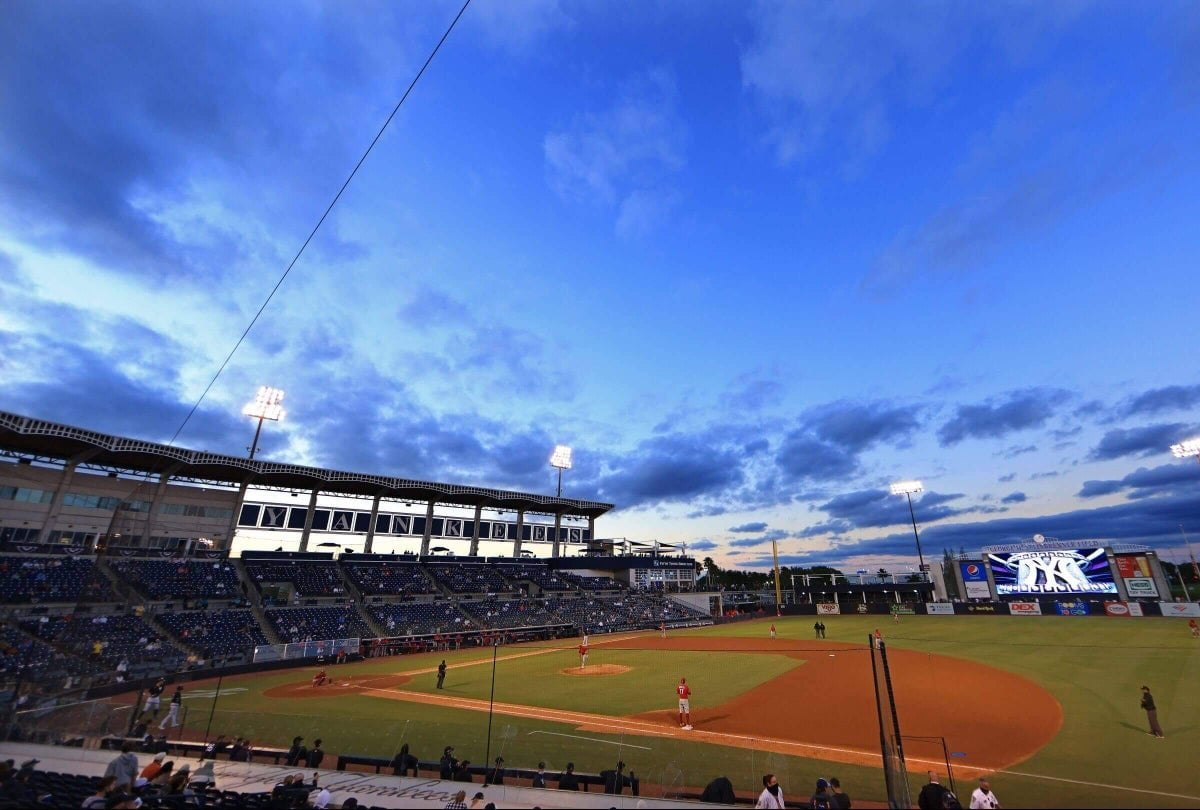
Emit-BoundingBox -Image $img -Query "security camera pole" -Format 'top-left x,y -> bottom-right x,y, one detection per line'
243,386 -> 285,460
890,480 -> 926,571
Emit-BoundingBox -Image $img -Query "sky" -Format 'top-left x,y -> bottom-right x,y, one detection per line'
1,0 -> 1199,572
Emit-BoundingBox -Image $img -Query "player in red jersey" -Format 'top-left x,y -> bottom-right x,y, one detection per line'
578,642 -> 589,668
677,677 -> 692,730
312,669 -> 327,687
769,623 -> 777,640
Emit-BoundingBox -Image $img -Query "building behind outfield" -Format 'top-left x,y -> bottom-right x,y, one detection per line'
0,410 -> 616,561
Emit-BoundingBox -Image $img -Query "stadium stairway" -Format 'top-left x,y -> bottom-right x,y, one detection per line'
93,557 -> 135,603
332,566 -> 386,638
0,741 -> 715,809
249,602 -> 282,645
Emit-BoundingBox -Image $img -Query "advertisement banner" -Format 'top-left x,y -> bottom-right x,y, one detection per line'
1055,601 -> 1090,616
1104,601 -> 1131,617
988,547 -> 1117,596
1124,577 -> 1158,598
926,603 -> 955,615
1128,602 -> 1144,617
1159,602 -> 1200,617
1008,601 -> 1042,615
956,602 -> 1010,615
1116,555 -> 1152,579
959,561 -> 992,599
817,603 -> 841,615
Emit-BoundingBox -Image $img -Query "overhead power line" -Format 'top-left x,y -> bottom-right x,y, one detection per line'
170,0 -> 474,446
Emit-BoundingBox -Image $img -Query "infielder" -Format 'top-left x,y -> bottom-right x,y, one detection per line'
158,686 -> 182,729
677,677 -> 692,730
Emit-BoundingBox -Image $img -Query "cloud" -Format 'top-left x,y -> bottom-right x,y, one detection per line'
774,433 -> 858,482
999,444 -> 1037,459
544,68 -> 686,235
688,539 -> 719,552
595,431 -> 745,509
728,529 -> 790,549
1077,462 -> 1200,500
817,488 -> 969,530
938,388 -> 1070,445
1122,384 -> 1200,418
729,522 -> 768,533
465,0 -> 573,54
998,473 -> 1016,483
1001,491 -> 1027,504
1089,423 -> 1195,461
805,400 -> 923,452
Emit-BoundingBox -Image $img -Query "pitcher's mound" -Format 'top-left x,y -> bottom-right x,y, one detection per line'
561,664 -> 631,676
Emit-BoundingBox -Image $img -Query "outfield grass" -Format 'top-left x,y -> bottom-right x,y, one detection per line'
169,616 -> 1199,808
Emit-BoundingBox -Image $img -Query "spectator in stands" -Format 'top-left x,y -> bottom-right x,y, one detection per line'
439,746 -> 457,780
484,756 -> 505,786
103,742 -> 139,792
701,775 -> 735,803
830,777 -> 851,809
532,761 -> 547,788
229,738 -> 250,762
82,775 -> 117,808
453,760 -> 474,782
150,761 -> 174,787
286,737 -> 306,766
756,773 -> 785,809
444,790 -> 468,810
917,772 -> 949,810
468,791 -> 487,809
139,752 -> 166,781
310,782 -> 332,808
810,777 -> 835,810
391,744 -> 417,777
306,739 -> 324,768
602,761 -> 627,795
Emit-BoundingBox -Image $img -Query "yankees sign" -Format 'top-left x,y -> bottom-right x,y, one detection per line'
988,548 -> 1118,595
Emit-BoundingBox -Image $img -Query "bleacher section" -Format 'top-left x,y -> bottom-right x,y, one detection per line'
0,626 -> 93,679
497,564 -> 575,592
563,573 -> 625,591
242,559 -> 345,598
18,614 -> 188,675
264,606 -> 373,643
367,601 -> 472,636
459,597 -> 563,629
110,559 -> 242,601
156,609 -> 269,658
342,562 -> 436,596
426,563 -> 516,594
0,556 -> 113,603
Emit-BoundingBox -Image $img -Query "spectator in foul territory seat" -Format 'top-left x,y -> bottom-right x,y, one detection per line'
557,762 -> 579,791
830,776 -> 852,809
103,742 -> 139,793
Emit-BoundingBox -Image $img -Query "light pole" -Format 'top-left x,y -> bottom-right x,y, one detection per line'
550,445 -> 573,498
1170,439 -> 1200,582
1180,525 -> 1200,584
890,480 -> 926,570
242,386 -> 285,460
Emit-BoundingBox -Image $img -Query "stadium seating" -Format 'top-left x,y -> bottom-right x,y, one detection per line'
0,625 -> 93,679
110,559 -> 243,601
426,563 -> 516,594
342,561 -> 436,596
156,609 -> 269,658
459,597 -> 563,629
0,556 -> 114,603
264,606 -> 373,643
18,614 -> 188,675
562,573 -> 625,591
367,601 -> 473,636
242,560 -> 344,598
497,564 -> 575,592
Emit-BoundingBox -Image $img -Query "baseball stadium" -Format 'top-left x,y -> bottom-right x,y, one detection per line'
1,411 -> 1198,809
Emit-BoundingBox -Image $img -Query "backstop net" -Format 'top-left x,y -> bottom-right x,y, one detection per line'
869,636 -> 912,809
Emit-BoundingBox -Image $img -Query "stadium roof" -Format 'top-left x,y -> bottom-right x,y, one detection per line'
0,410 -> 614,519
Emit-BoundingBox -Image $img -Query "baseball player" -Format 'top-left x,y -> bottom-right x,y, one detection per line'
144,678 -> 166,719
158,686 -> 182,729
578,641 -> 589,669
312,669 -> 328,687
677,677 -> 692,730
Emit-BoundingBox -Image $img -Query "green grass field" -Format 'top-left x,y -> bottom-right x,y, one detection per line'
161,615 -> 1199,808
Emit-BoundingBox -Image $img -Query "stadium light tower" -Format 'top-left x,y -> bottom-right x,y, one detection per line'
550,445 -> 573,497
890,480 -> 926,570
242,386 -> 285,460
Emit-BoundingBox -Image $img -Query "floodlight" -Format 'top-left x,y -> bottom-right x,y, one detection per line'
1170,438 -> 1200,459
242,386 -> 286,421
890,479 -> 926,569
243,386 -> 286,460
550,445 -> 573,470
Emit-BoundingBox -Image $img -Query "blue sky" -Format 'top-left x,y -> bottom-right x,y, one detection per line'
1,1 -> 1199,571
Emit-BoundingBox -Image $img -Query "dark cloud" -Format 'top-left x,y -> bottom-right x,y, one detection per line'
805,400 -> 923,452
938,388 -> 1070,445
729,522 -> 768,533
1077,462 -> 1200,500
1123,384 -> 1200,418
998,473 -> 1016,482
818,488 -> 969,530
595,432 -> 746,508
688,539 -> 719,552
1029,471 -> 1059,480
1000,491 -> 1026,504
775,432 -> 858,481
1089,423 -> 1195,461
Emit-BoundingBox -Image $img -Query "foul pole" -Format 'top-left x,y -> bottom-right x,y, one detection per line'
771,538 -> 783,615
